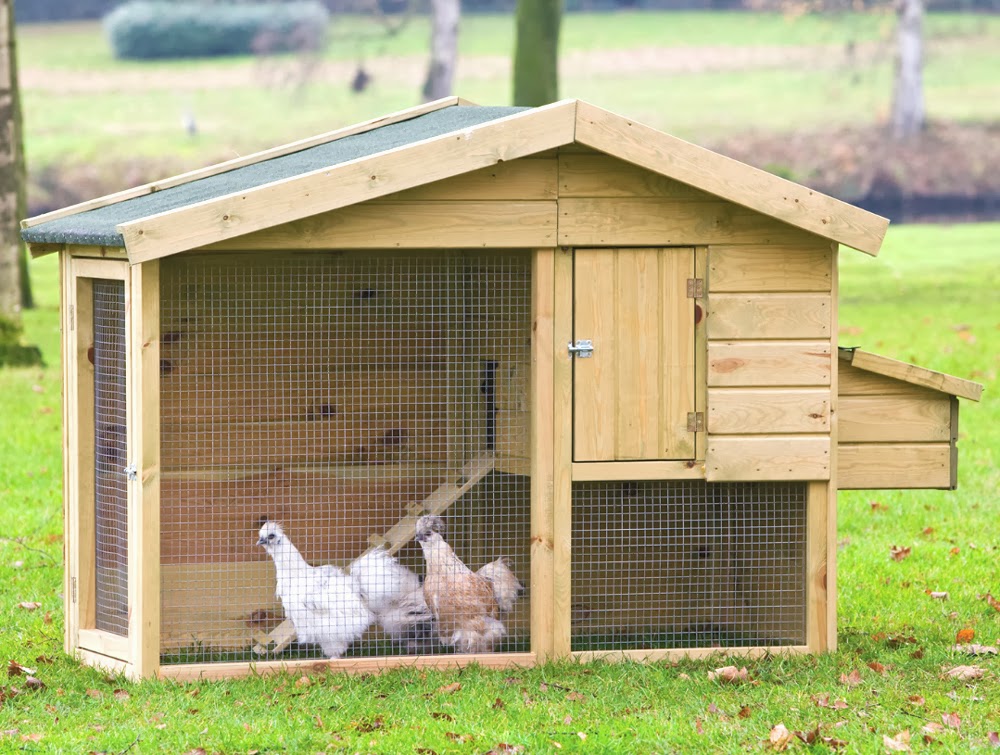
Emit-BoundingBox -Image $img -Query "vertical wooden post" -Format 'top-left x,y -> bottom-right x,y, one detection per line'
826,244 -> 839,651
552,247 -> 573,657
530,249 -> 554,661
60,251 -> 76,654
73,270 -> 97,637
129,260 -> 161,679
694,247 -> 708,462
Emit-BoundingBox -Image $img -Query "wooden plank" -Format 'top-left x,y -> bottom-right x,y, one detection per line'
661,248 -> 697,459
75,648 -> 134,679
806,481 -> 830,653
707,293 -> 831,340
558,198 -> 824,248
708,388 -> 831,434
572,249 -> 616,460
708,341 -> 831,387
839,395 -> 952,442
849,349 -> 983,402
130,261 -> 160,678
73,274 -> 97,635
121,101 -> 578,262
827,245 -> 839,652
159,653 -> 538,681
836,443 -> 952,489
571,461 -> 705,481
23,97 -> 468,234
203,201 -> 556,251
706,436 -> 831,481
558,152 -> 713,199
60,252 -> 75,654
574,101 -> 888,256
530,249 -> 555,662
838,360 -> 942,397
552,247 -> 574,658
694,247 -> 708,462
573,645 -> 809,664
374,158 -> 557,202
78,629 -> 130,660
708,244 -> 833,292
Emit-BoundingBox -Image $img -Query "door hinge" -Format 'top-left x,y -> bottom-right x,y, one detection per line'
687,412 -> 705,432
568,340 -> 594,358
124,463 -> 137,481
687,278 -> 705,299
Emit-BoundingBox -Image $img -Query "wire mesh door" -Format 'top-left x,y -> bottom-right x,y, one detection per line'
92,279 -> 130,637
159,252 -> 531,664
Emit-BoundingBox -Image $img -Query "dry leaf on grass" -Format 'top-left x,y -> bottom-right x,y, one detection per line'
437,682 -> 461,694
25,676 -> 45,691
943,665 -> 985,681
708,666 -> 749,684
988,731 -> 999,747
908,695 -> 925,706
956,628 -> 975,643
17,602 -> 41,611
6,661 -> 35,677
980,593 -> 1000,612
942,712 -> 962,730
921,723 -> 944,735
890,545 -> 912,562
868,661 -> 888,674
768,724 -> 792,752
883,731 -> 911,752
929,591 -> 949,600
952,644 -> 998,656
839,670 -> 862,686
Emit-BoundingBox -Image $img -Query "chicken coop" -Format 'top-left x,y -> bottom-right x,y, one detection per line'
23,98 -> 983,680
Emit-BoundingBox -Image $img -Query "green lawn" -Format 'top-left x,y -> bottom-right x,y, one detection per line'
1,224 -> 997,752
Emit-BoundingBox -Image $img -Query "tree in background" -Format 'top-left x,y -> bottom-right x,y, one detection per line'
891,0 -> 925,139
512,0 -> 561,107
422,0 -> 459,102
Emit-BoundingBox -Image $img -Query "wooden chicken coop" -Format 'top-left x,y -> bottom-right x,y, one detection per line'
23,98 -> 983,680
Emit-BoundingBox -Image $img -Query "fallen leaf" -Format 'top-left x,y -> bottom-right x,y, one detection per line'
908,695 -> 925,706
922,526 -> 935,535
85,689 -> 102,699
563,715 -> 572,726
929,591 -> 949,600
768,723 -> 792,752
444,732 -> 473,744
981,593 -> 1000,612
942,712 -> 962,730
566,691 -> 586,702
988,731 -> 999,747
695,718 -> 704,735
952,644 -> 997,656
112,689 -> 129,701
840,670 -> 862,686
944,665 -> 984,681
489,745 -> 524,754
890,545 -> 911,562
17,602 -> 41,611
20,733 -> 43,743
870,501 -> 888,512
868,661 -> 887,674
949,547 -> 961,556
883,731 -> 911,752
7,661 -> 35,677
182,750 -> 206,755
25,676 -> 45,691
921,723 -> 944,735
437,682 -> 461,694
492,697 -> 505,710
577,732 -> 587,741
738,705 -> 752,718
677,673 -> 691,681
430,712 -> 454,722
295,675 -> 311,688
354,716 -> 384,733
911,648 -> 925,660
708,666 -> 749,684
956,628 -> 975,644
34,655 -> 54,665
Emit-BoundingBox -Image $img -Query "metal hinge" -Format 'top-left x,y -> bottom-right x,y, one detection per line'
568,340 -> 594,358
687,412 -> 705,432
687,278 -> 705,299
124,464 -> 137,481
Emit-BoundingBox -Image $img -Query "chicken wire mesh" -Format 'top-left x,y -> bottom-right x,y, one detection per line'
159,252 -> 531,664
571,480 -> 807,651
93,279 -> 129,637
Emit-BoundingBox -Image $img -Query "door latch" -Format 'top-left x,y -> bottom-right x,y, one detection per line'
568,340 -> 594,358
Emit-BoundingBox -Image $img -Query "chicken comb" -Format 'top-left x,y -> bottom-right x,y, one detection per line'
415,514 -> 447,538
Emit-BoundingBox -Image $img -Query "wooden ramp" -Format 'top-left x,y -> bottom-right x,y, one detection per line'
252,454 -> 496,656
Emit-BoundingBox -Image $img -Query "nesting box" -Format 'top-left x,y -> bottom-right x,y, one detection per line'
23,98 -> 982,680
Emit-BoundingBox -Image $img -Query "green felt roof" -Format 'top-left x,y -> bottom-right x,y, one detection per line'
22,106 -> 527,248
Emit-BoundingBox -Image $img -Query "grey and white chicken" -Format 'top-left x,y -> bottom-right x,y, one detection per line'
415,515 -> 507,654
477,556 -> 524,614
348,548 -> 435,653
257,521 -> 373,659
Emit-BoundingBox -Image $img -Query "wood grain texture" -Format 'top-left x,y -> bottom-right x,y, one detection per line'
848,349 -> 983,401
839,394 -> 952,442
806,481 -> 829,653
838,360 -> 943,397
203,201 -> 557,250
374,158 -> 556,201
708,388 -> 830,434
708,341 -> 832,387
837,443 -> 952,489
708,244 -> 833,292
571,460 -> 705,481
707,293 -> 831,339
574,101 -> 888,255
558,198 -> 825,247
706,436 -> 831,481
573,645 -> 809,664
558,152 -> 713,199
552,247 -> 574,658
122,101 -> 577,262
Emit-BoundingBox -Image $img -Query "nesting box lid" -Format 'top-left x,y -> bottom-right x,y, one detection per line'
22,97 -> 889,264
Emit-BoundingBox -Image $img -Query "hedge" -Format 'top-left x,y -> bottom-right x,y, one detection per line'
104,2 -> 330,60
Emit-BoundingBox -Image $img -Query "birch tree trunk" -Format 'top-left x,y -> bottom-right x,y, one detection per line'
0,0 -> 28,320
891,0 -> 925,139
512,0 -> 561,107
422,0 -> 459,102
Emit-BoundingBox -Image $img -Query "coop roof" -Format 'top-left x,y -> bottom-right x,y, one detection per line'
23,97 -> 889,263
839,348 -> 983,401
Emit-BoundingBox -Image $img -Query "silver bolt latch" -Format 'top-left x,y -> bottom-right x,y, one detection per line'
568,340 -> 594,358
124,464 -> 137,481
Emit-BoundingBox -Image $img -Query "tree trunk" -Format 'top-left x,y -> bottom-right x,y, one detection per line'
512,0 -> 561,107
0,0 -> 29,319
422,0 -> 459,103
891,0 -> 925,139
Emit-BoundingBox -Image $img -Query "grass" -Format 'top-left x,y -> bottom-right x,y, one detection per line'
16,11 -> 1000,175
1,223 -> 998,752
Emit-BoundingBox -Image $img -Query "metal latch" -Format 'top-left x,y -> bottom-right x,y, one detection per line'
568,340 -> 594,358
124,464 -> 137,481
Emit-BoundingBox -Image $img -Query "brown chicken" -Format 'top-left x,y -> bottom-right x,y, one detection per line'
415,515 -> 506,653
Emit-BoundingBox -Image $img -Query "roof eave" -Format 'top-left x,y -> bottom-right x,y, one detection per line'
839,347 -> 983,401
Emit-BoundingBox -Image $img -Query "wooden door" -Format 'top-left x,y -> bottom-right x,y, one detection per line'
573,248 -> 696,461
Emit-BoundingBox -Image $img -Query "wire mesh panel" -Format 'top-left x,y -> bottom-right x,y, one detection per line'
93,280 -> 129,637
571,480 -> 807,652
159,252 -> 531,664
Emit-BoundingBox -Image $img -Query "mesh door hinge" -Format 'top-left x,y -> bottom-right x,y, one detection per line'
687,278 -> 705,298
687,412 -> 705,432
124,464 -> 137,481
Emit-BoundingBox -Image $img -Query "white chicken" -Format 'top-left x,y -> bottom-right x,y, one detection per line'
415,515 -> 507,654
257,521 -> 373,659
477,556 -> 524,614
348,547 -> 435,653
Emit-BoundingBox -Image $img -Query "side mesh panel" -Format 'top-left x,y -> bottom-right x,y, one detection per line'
159,253 -> 531,664
571,480 -> 807,651
93,279 -> 129,637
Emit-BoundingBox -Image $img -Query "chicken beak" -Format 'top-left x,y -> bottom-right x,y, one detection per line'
256,536 -> 267,546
